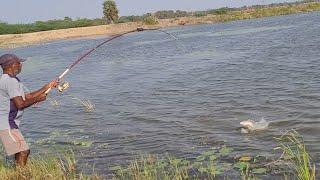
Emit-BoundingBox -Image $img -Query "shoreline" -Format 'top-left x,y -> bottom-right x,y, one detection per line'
0,2 -> 319,49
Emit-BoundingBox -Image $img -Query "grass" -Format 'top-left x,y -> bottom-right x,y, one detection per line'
0,150 -> 100,179
111,146 -> 235,180
142,16 -> 159,25
111,131 -> 317,179
274,130 -> 316,180
0,131 -> 315,179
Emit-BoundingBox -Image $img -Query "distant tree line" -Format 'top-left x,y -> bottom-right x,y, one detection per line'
0,0 -> 317,35
0,17 -> 105,34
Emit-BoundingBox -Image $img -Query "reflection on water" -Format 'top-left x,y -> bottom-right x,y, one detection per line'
209,25 -> 295,37
134,39 -> 172,46
0,12 -> 319,176
178,25 -> 295,38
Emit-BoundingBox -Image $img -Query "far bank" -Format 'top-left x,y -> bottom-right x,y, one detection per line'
0,2 -> 319,49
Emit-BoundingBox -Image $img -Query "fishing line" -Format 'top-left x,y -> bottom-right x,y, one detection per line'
46,27 -> 182,94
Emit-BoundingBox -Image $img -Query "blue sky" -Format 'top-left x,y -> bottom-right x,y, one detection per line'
1,0 -> 297,24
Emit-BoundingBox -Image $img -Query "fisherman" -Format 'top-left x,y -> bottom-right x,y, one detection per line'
0,54 -> 58,167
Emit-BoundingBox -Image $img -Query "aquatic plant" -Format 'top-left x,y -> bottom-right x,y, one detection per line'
274,130 -> 316,180
111,146 -> 235,179
71,140 -> 93,148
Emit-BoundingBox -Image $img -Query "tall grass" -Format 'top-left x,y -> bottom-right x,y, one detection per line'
0,150 -> 100,179
274,130 -> 316,180
0,130 -> 316,179
111,146 -> 234,180
112,131 -> 318,179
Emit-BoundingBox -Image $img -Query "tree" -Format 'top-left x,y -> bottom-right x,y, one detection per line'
103,0 -> 119,24
64,16 -> 72,21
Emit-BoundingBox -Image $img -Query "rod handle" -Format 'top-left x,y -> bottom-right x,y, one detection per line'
45,87 -> 51,94
45,69 -> 70,95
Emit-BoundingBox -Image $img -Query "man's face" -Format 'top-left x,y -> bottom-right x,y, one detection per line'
12,62 -> 22,75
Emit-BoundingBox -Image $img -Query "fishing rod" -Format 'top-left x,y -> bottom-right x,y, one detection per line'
45,27 -> 180,94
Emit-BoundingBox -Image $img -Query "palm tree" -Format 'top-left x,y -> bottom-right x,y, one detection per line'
103,0 -> 119,24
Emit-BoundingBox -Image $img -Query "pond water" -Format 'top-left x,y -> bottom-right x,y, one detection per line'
1,11 -> 320,176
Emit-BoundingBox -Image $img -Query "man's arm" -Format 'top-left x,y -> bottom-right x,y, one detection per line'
25,79 -> 59,99
14,79 -> 59,110
25,84 -> 49,100
12,94 -> 46,110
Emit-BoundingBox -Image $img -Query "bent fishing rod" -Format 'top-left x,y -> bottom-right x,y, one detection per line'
45,27 -> 179,94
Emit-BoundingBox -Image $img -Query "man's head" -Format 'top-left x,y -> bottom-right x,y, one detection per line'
0,54 -> 26,76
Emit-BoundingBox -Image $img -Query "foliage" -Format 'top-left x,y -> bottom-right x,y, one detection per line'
116,16 -> 142,23
207,7 -> 230,15
0,18 -> 106,35
194,11 -> 207,17
111,130 -> 318,179
142,15 -> 159,25
0,150 -> 100,179
103,0 -> 119,24
274,130 -> 316,180
112,146 -> 234,179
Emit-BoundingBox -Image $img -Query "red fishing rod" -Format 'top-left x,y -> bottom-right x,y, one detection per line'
45,27 -> 178,94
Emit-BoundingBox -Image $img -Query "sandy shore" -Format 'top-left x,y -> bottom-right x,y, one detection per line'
0,18 -> 194,49
1,2 -> 319,49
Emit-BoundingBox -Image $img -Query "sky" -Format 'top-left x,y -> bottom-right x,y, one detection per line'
0,0 -> 298,24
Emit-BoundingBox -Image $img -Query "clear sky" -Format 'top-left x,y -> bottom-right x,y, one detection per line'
1,0 -> 297,24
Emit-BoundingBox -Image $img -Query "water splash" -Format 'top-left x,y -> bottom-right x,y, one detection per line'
240,117 -> 270,133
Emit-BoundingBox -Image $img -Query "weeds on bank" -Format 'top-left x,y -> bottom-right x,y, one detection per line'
274,130 -> 316,180
0,150 -> 100,180
0,130 -> 315,179
111,146 -> 235,180
112,130 -> 317,179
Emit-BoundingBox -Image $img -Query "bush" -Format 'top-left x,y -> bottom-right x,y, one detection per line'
0,18 -> 106,35
194,11 -> 207,17
143,16 -> 159,25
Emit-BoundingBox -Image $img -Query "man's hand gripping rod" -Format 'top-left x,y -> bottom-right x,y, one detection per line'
45,69 -> 69,94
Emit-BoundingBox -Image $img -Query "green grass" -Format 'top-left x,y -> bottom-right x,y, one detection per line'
111,146 -> 235,180
142,16 -> 159,25
0,150 -> 100,180
111,131 -> 317,180
0,18 -> 106,35
274,130 -> 316,180
0,131 -> 315,179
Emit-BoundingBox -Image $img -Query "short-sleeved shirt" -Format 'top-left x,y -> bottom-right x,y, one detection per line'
0,74 -> 25,130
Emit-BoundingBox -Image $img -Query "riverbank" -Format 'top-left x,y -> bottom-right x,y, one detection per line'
0,2 -> 319,49
0,131 -> 314,179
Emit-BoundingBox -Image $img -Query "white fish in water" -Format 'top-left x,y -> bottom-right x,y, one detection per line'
240,118 -> 269,133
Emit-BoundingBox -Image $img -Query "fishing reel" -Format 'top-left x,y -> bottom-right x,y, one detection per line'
58,82 -> 70,93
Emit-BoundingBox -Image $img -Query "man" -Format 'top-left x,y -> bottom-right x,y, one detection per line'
0,53 -> 58,167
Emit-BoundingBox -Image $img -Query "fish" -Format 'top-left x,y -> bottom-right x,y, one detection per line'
240,118 -> 269,133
